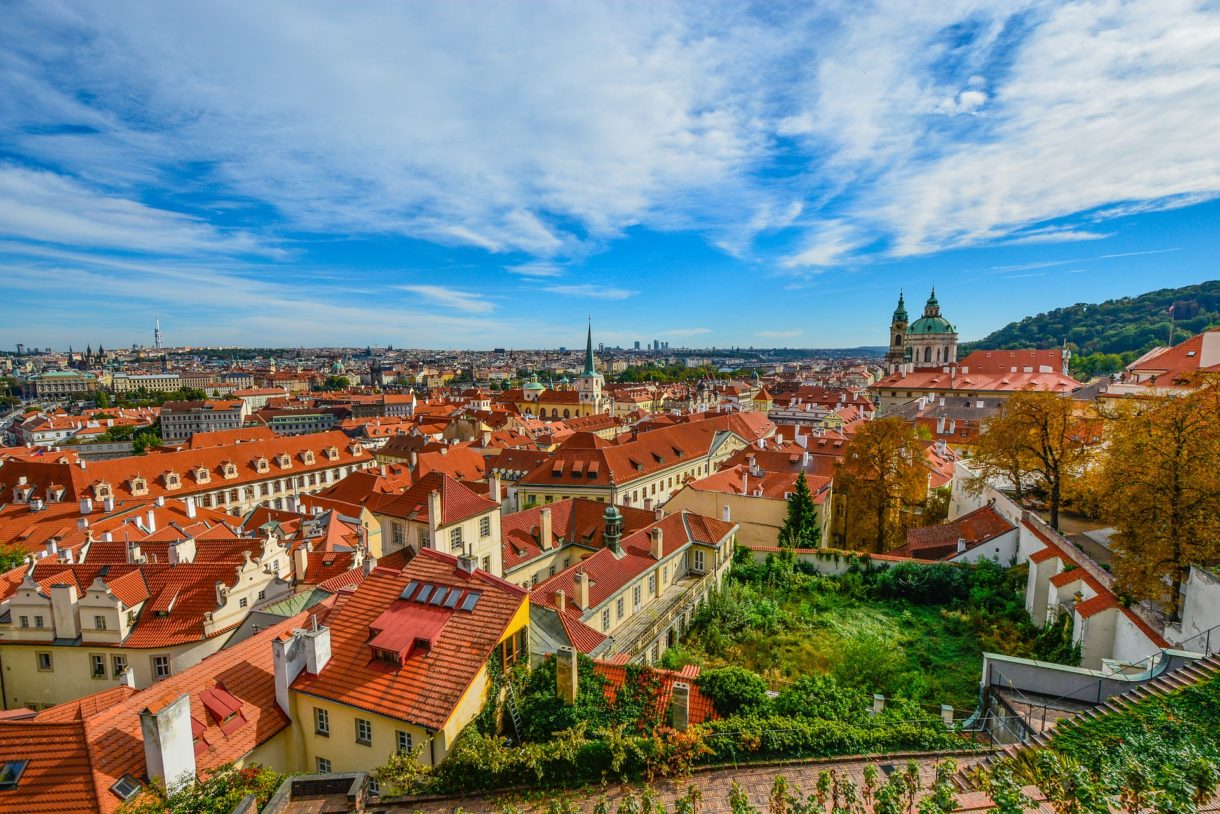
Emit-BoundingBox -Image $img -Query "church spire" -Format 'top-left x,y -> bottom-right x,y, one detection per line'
583,318 -> 595,376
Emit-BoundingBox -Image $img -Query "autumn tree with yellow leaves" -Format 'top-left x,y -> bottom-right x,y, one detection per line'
1100,380 -> 1220,620
968,389 -> 1097,530
836,417 -> 928,553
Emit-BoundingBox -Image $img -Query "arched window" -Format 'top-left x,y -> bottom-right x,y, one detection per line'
893,334 -> 902,346
563,409 -> 570,418
924,347 -> 932,363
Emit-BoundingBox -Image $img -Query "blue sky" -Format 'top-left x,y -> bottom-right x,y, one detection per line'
1,0 -> 1218,351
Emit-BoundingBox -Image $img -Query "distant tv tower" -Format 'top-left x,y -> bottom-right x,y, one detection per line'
154,316 -> 162,350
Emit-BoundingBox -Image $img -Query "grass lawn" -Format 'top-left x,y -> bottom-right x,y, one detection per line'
662,559 -> 1051,713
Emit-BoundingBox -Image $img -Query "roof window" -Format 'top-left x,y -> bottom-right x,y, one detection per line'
110,774 -> 142,801
0,761 -> 27,791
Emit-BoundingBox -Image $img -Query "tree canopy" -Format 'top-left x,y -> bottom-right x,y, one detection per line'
835,418 -> 928,552
1099,380 -> 1220,619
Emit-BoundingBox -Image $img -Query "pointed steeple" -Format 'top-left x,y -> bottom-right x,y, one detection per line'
583,318 -> 595,376
924,287 -> 940,317
892,290 -> 908,323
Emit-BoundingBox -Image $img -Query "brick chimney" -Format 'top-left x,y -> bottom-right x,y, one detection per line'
49,582 -> 80,640
556,645 -> 578,704
488,473 -> 502,504
539,507 -> 553,550
573,570 -> 590,609
140,693 -> 196,793
650,527 -> 664,560
427,489 -> 442,535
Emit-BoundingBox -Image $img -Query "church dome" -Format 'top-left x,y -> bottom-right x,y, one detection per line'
908,315 -> 955,335
524,373 -> 545,391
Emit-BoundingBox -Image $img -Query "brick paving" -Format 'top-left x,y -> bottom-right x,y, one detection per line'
379,751 -> 989,814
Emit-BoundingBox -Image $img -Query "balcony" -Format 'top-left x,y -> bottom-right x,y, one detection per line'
610,569 -> 717,662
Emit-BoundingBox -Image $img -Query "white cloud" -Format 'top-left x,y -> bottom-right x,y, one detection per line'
506,263 -> 566,278
543,284 -> 636,300
398,285 -> 495,314
781,221 -> 866,268
0,164 -> 273,256
999,227 -> 1114,246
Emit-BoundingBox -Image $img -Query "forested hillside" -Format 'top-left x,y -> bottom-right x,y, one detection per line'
964,281 -> 1220,378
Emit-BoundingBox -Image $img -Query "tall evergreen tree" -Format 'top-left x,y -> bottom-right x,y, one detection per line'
778,472 -> 821,548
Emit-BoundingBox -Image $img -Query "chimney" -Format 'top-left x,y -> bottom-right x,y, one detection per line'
650,527 -> 664,560
145,509 -> 157,533
77,517 -> 89,531
168,536 -> 197,566
1199,330 -> 1220,368
871,694 -> 885,716
956,538 -> 967,554
488,473 -> 502,504
140,693 -> 196,793
670,682 -> 691,732
80,497 -> 93,515
155,495 -> 166,507
427,489 -> 442,533
457,554 -> 477,573
941,704 -> 955,729
304,616 -> 332,675
721,504 -> 731,523
539,507 -> 553,550
556,645 -> 578,704
409,450 -> 418,470
293,544 -> 309,582
573,570 -> 590,609
78,458 -> 87,470
103,496 -> 115,512
49,582 -> 80,640
185,496 -> 197,519
45,539 -> 58,557
554,589 -> 566,613
119,666 -> 136,689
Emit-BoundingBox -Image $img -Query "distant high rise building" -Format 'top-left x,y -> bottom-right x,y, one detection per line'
634,341 -> 640,350
154,316 -> 162,350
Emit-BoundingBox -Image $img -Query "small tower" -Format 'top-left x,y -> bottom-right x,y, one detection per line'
885,291 -> 909,373
603,504 -> 623,554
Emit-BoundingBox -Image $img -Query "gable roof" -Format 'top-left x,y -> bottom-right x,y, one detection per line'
370,471 -> 498,526
291,549 -> 527,730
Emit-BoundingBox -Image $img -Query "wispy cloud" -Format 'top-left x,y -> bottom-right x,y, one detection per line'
506,262 -> 566,278
543,284 -> 636,300
398,285 -> 495,314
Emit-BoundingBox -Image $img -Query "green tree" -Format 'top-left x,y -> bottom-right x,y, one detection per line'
777,472 -> 821,549
94,390 -> 111,408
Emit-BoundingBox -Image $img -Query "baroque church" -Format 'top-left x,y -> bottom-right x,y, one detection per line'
884,289 -> 958,374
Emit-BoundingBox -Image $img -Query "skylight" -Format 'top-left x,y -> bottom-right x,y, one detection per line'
430,587 -> 449,605
444,590 -> 462,608
400,580 -> 419,600
0,761 -> 28,791
110,775 -> 142,801
415,584 -> 434,603
460,591 -> 481,612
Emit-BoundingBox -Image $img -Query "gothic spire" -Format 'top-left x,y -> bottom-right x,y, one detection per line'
583,318 -> 595,376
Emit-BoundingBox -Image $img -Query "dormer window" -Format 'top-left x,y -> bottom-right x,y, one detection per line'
164,472 -> 181,490
255,457 -> 270,474
276,454 -> 292,469
195,467 -> 211,484
222,463 -> 238,479
301,450 -> 316,465
325,446 -> 339,461
130,477 -> 148,497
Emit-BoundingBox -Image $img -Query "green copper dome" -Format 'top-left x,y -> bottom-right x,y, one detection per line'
908,315 -> 955,334
524,373 -> 545,391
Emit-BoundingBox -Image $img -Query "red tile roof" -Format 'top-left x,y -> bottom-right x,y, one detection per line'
292,549 -> 527,730
0,611 -> 312,813
894,505 -> 1015,560
371,471 -> 498,526
501,498 -> 657,571
593,661 -> 717,725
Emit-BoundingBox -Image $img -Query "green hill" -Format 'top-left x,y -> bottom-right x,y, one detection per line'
964,280 -> 1220,378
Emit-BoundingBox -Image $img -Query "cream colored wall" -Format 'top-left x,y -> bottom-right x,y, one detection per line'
376,510 -> 502,575
0,637 -> 227,709
663,490 -> 787,548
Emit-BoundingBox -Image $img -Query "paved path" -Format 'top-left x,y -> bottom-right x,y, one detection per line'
380,752 -> 989,814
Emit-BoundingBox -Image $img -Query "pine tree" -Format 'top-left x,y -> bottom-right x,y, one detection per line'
777,472 -> 821,549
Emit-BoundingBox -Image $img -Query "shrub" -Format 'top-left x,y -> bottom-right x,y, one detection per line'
698,667 -> 769,717
771,675 -> 868,722
830,634 -> 904,697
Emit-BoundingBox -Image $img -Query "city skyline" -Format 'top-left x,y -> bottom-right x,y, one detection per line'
2,1 -> 1219,349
